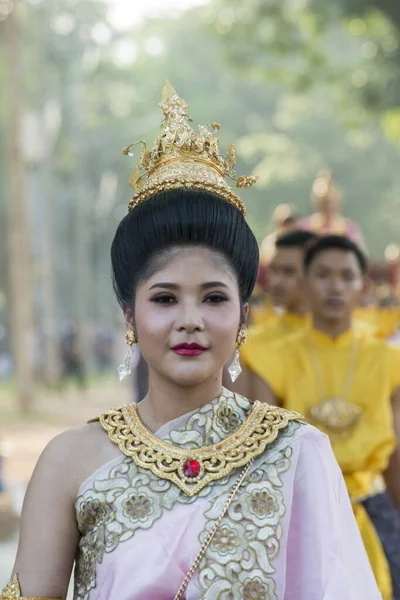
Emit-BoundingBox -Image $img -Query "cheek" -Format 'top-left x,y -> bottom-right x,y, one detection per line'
134,297 -> 172,342
287,276 -> 299,290
309,280 -> 326,301
346,282 -> 363,300
207,305 -> 240,341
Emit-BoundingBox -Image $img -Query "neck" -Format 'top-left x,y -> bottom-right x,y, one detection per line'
312,314 -> 352,339
286,303 -> 308,318
137,372 -> 223,432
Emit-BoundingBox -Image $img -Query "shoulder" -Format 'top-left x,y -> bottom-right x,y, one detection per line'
247,320 -> 280,342
36,420 -> 115,495
256,402 -> 306,433
358,331 -> 398,354
281,420 -> 338,467
270,328 -> 306,351
43,420 -> 106,458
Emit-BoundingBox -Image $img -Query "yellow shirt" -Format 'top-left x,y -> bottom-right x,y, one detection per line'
246,311 -> 309,346
355,306 -> 400,339
243,327 -> 399,483
250,303 -> 278,327
243,326 -> 400,599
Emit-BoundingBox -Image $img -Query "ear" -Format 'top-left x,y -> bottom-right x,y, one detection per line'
123,306 -> 135,331
361,275 -> 372,295
243,302 -> 250,326
298,273 -> 306,291
298,273 -> 309,297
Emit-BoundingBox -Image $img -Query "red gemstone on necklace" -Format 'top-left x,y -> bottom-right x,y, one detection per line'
183,459 -> 201,478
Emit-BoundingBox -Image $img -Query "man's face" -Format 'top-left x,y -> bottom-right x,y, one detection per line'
305,249 -> 364,321
269,247 -> 304,311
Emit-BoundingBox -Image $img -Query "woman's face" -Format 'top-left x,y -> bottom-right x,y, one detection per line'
128,246 -> 244,388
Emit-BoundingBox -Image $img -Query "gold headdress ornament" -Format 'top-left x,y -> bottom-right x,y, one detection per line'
311,168 -> 342,205
122,80 -> 257,216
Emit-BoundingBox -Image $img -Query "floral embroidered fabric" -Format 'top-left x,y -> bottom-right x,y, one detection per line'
73,389 -> 379,600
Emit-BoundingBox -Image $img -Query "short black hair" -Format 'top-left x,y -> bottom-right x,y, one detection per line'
111,188 -> 259,309
276,230 -> 318,249
303,235 -> 367,274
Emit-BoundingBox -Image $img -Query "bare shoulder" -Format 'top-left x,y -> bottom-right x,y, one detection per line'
37,420 -> 119,498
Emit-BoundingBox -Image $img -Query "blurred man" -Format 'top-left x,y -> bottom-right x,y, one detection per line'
259,203 -> 299,268
232,230 -> 316,397
241,235 -> 400,598
300,169 -> 366,250
254,204 -> 301,325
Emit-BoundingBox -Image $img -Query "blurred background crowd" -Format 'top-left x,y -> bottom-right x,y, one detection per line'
1,0 -> 400,586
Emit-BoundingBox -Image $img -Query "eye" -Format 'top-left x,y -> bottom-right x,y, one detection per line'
151,294 -> 176,304
204,293 -> 228,303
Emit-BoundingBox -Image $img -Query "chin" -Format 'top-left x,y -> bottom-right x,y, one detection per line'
322,309 -> 346,321
166,366 -> 217,388
271,293 -> 287,306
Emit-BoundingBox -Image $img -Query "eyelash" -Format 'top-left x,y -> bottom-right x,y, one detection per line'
151,294 -> 228,305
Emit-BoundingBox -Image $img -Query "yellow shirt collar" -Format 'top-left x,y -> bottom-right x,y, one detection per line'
309,326 -> 355,348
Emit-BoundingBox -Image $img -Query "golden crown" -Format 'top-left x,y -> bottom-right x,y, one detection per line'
312,169 -> 342,204
123,80 -> 257,216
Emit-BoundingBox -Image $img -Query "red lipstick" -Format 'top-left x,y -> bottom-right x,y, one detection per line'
171,343 -> 207,357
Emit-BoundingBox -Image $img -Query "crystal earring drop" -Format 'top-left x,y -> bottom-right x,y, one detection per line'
228,347 -> 242,383
118,330 -> 137,381
228,328 -> 247,383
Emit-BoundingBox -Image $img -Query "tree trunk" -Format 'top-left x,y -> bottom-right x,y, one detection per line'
5,7 -> 35,412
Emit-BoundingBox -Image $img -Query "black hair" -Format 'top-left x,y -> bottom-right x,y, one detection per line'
111,188 -> 259,309
276,229 -> 318,249
303,234 -> 368,274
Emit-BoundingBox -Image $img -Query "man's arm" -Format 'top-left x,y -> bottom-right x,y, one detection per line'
384,387 -> 400,514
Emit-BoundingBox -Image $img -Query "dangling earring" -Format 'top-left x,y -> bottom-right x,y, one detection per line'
228,328 -> 247,383
118,329 -> 137,381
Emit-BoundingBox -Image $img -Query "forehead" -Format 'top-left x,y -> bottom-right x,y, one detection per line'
310,248 -> 362,273
143,246 -> 237,286
271,246 -> 303,265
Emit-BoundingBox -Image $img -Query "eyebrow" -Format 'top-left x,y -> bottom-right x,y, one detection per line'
149,281 -> 230,291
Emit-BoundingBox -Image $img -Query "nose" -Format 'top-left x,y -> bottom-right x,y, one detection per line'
329,275 -> 346,294
175,300 -> 205,333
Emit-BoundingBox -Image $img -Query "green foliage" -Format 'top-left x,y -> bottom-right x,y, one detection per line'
1,0 -> 400,356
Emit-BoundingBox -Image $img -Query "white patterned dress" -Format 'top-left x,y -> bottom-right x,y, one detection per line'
74,390 -> 379,599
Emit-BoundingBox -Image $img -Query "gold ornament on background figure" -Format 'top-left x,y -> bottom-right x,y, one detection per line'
122,80 -> 257,216
118,330 -> 137,382
306,334 -> 363,439
228,328 -> 247,383
311,168 -> 342,206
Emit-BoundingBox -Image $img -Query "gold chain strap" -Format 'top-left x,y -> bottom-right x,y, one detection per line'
173,458 -> 254,600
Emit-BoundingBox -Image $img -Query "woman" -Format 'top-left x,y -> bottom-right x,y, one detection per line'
2,82 -> 380,600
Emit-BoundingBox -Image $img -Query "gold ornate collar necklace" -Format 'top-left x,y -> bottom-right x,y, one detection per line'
93,400 -> 303,497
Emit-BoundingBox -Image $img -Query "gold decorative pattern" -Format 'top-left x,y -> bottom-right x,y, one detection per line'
122,80 -> 258,216
308,397 -> 362,437
96,402 -> 302,497
1,574 -> 60,600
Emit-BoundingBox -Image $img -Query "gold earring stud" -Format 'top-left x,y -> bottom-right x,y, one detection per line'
125,330 -> 137,346
236,328 -> 247,348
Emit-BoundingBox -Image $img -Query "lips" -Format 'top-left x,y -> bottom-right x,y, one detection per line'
324,297 -> 345,308
171,343 -> 207,357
